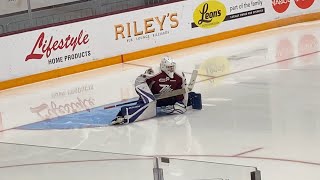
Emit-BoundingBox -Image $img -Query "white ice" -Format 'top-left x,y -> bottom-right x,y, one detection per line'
0,20 -> 320,180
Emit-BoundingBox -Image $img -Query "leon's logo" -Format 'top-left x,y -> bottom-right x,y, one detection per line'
25,30 -> 89,61
193,0 -> 226,29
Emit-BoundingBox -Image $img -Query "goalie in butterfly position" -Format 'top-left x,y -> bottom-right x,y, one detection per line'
111,56 -> 202,125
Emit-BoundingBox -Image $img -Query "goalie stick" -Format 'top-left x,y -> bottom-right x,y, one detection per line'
104,70 -> 198,109
188,69 -> 198,91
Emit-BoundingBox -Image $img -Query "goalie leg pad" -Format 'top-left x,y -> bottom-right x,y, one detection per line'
114,101 -> 157,124
135,83 -> 155,104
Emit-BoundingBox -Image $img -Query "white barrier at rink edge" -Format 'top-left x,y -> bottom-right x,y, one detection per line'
1,22 -> 319,130
0,0 -> 319,83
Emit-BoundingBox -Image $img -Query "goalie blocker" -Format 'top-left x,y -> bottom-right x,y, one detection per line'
111,56 -> 202,125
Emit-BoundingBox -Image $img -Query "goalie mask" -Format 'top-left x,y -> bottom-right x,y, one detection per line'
160,56 -> 176,78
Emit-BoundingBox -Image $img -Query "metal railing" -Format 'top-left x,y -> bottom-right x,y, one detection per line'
0,0 -> 171,35
0,143 -> 261,180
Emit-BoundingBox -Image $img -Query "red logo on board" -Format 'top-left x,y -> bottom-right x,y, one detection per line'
294,0 -> 315,9
272,0 -> 290,13
25,30 -> 89,61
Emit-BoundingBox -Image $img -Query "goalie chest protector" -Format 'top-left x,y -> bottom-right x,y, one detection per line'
146,71 -> 184,103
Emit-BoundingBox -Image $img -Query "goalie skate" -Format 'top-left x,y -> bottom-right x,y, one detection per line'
111,116 -> 127,125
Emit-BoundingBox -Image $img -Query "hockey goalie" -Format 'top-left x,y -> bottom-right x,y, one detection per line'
111,56 -> 202,125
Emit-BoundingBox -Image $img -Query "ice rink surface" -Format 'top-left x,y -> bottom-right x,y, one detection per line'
0,20 -> 320,179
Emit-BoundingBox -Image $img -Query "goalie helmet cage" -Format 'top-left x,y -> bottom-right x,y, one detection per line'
152,157 -> 262,180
